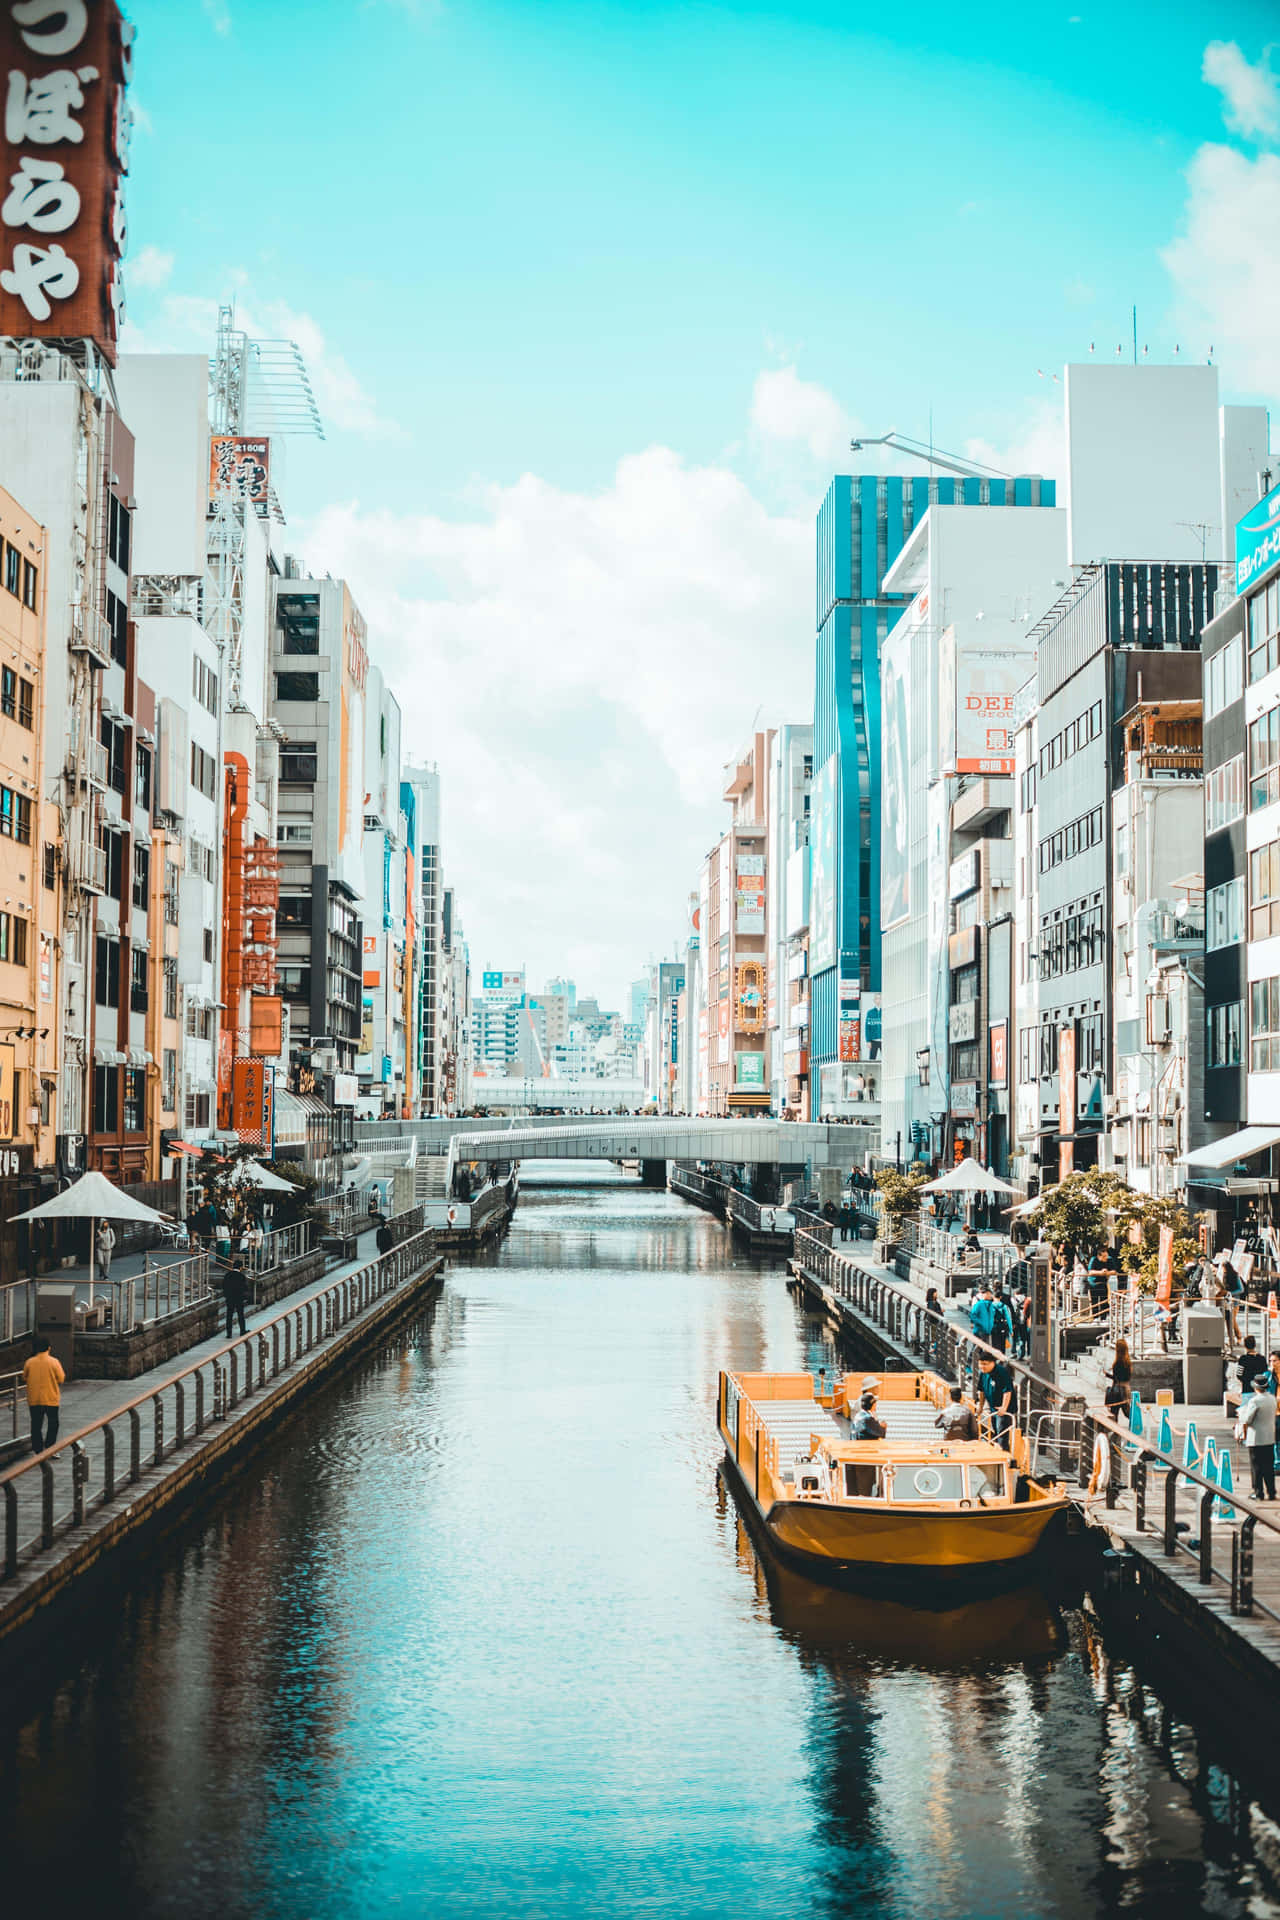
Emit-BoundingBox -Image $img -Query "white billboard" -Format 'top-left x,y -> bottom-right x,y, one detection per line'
809,757 -> 837,972
880,626 -> 911,930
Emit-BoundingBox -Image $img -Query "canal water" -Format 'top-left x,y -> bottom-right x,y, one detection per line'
4,1167 -> 1280,1919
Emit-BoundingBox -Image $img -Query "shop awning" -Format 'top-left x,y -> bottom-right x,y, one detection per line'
1179,1127 -> 1280,1169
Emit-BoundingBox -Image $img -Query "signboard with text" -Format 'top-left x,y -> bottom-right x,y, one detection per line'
1237,478 -> 1280,595
0,0 -> 132,362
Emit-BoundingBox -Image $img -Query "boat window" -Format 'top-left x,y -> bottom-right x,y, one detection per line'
843,1462 -> 882,1498
889,1463 -> 966,1503
968,1463 -> 1008,1502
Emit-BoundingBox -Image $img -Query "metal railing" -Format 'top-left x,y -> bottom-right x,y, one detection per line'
670,1166 -> 728,1210
794,1230 -> 1280,1618
242,1220 -> 312,1278
1,1229 -> 438,1585
113,1251 -> 212,1334
726,1190 -> 793,1234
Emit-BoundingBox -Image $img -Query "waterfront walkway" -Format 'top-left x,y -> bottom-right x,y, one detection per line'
0,1223 -> 443,1646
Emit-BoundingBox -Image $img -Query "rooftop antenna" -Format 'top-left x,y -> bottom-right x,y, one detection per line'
1176,522 -> 1213,562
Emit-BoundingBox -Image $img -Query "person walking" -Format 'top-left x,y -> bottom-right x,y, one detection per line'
375,1216 -> 394,1256
221,1257 -> 248,1340
94,1220 -> 115,1288
22,1337 -> 64,1454
1237,1379 -> 1277,1500
1104,1337 -> 1133,1416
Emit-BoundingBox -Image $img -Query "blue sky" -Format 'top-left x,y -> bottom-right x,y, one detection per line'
121,0 -> 1280,1003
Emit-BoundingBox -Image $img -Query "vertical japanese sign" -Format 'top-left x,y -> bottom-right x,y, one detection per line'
209,435 -> 270,507
1,0 -> 132,362
1057,1024 -> 1075,1181
1156,1224 -> 1174,1308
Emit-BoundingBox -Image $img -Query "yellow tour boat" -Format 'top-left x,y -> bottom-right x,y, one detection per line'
717,1367 -> 1069,1590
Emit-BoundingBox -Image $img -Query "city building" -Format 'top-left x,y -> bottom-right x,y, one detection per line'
809,467 -> 1057,1121
766,724 -> 812,1119
697,731 -> 772,1114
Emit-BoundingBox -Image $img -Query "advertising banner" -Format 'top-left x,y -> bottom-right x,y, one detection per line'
945,641 -> 1033,777
735,868 -> 765,934
0,1041 -> 13,1139
809,757 -> 837,970
0,0 -> 131,363
1237,478 -> 1280,594
881,632 -> 911,930
1156,1224 -> 1174,1307
231,1057 -> 273,1140
838,1013 -> 860,1062
209,436 -> 270,507
989,1020 -> 1008,1088
734,1051 -> 765,1087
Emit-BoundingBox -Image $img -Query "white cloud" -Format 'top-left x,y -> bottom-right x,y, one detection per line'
964,397 -> 1064,485
129,245 -> 174,291
1162,142 -> 1280,395
294,444 -> 811,1004
751,364 -> 851,463
118,279 -> 401,443
1203,40 -> 1280,143
202,0 -> 232,36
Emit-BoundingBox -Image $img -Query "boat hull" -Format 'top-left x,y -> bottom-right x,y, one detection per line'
721,1443 -> 1066,1595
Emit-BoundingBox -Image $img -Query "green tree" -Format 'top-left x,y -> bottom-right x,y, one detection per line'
1026,1171 -> 1193,1291
874,1166 -> 931,1238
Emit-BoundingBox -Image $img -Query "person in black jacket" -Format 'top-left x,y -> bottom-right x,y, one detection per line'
221,1258 -> 248,1339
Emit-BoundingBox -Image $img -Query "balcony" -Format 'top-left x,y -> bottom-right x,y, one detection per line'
1122,701 -> 1203,783
69,608 -> 112,669
1150,906 -> 1204,952
75,841 -> 108,894
952,776 -> 1012,835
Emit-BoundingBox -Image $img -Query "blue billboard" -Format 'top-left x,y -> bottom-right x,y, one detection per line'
1237,479 -> 1280,595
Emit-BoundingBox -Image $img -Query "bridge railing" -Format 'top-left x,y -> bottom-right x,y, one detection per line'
726,1190 -> 793,1234
0,1231 -> 438,1589
794,1230 -> 1280,1619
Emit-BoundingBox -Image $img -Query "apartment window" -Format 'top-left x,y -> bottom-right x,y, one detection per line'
1209,999 -> 1244,1069
0,786 -> 32,844
95,935 -> 120,1007
1206,634 -> 1244,717
0,910 -> 26,967
185,1091 -> 210,1129
107,493 -> 131,572
276,671 -> 319,704
100,826 -> 124,901
1249,708 -> 1280,812
1248,578 -> 1280,684
105,587 -> 128,666
101,716 -> 127,794
93,1066 -> 119,1134
191,657 -> 219,716
21,557 -> 36,610
161,1048 -> 177,1113
1135,1116 -> 1152,1167
132,842 -> 149,910
277,593 -> 320,654
135,743 -> 152,811
164,863 -> 180,924
1020,766 -> 1036,814
1018,1025 -> 1036,1084
17,676 -> 32,728
203,927 -> 213,962
279,751 -> 317,783
1251,979 -> 1280,1070
185,1003 -> 214,1040
3,543 -> 18,596
1077,1012 -> 1104,1074
1,667 -> 15,718
163,955 -> 178,1019
123,1067 -> 145,1133
190,742 -> 217,801
130,946 -> 148,1012
277,822 -> 313,845
1206,754 -> 1245,833
1207,875 -> 1245,951
42,842 -> 57,891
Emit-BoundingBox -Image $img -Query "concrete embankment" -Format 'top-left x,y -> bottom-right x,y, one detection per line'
0,1233 -> 444,1660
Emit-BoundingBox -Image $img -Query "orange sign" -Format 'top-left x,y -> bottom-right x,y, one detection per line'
209,435 -> 270,506
988,1021 -> 1008,1088
0,1 -> 131,363
1156,1224 -> 1174,1307
231,1057 -> 273,1138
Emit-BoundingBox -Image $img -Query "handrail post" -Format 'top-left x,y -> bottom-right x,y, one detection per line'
3,1481 -> 16,1579
173,1380 -> 185,1447
1163,1466 -> 1179,1553
1235,1514 -> 1256,1616
153,1394 -> 164,1467
103,1422 -> 115,1500
129,1407 -> 141,1482
1133,1453 -> 1147,1532
194,1369 -> 205,1435
40,1458 -> 54,1547
72,1441 -> 88,1526
1199,1486 -> 1215,1583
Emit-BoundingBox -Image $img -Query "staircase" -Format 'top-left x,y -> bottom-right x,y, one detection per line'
414,1155 -> 450,1204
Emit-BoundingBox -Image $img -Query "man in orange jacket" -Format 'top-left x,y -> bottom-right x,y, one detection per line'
22,1337 -> 65,1453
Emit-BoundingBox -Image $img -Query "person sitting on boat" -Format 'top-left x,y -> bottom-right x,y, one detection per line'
851,1390 -> 886,1441
934,1386 -> 979,1441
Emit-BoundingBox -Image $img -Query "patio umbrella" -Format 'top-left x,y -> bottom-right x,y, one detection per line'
920,1157 -> 1018,1196
229,1160 -> 296,1194
9,1169 -> 172,1288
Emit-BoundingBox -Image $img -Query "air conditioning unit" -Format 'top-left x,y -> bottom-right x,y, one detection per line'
1102,1093 -> 1120,1117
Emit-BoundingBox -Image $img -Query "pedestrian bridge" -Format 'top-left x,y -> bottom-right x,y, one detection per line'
354,1116 -> 876,1172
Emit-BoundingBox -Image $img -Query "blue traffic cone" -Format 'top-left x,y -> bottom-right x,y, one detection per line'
1158,1406 -> 1173,1455
1216,1445 -> 1236,1519
1183,1420 -> 1200,1486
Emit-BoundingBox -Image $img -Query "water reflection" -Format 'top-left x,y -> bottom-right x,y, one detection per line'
0,1167 -> 1277,1919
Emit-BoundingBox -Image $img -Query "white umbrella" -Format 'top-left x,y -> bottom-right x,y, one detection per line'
229,1160 -> 296,1194
10,1169 -> 172,1288
920,1156 -> 1018,1196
